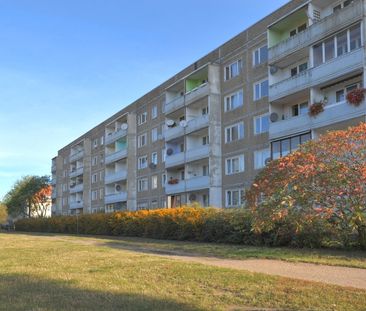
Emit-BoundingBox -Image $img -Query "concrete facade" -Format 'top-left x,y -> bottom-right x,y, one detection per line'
51,0 -> 366,215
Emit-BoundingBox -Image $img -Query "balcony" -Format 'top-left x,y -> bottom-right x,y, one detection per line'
186,114 -> 209,135
165,180 -> 186,195
185,83 -> 209,106
270,100 -> 366,140
105,129 -> 127,145
186,176 -> 210,192
164,125 -> 184,142
70,150 -> 84,162
165,152 -> 185,168
69,167 -> 83,178
105,170 -> 128,184
105,192 -> 127,204
186,145 -> 210,163
270,49 -> 363,102
69,183 -> 83,194
269,0 -> 362,64
70,201 -> 83,209
105,149 -> 128,164
165,95 -> 184,115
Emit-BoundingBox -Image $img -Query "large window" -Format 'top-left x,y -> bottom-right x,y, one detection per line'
151,175 -> 158,189
313,24 -> 361,67
138,133 -> 147,148
271,133 -> 311,159
292,102 -> 308,117
253,45 -> 268,66
225,155 -> 245,175
224,90 -> 243,112
254,148 -> 270,170
254,79 -> 269,100
137,111 -> 147,125
138,155 -> 148,169
336,82 -> 360,103
254,114 -> 269,134
138,178 -> 148,192
226,189 -> 245,207
225,122 -> 245,143
224,59 -> 242,81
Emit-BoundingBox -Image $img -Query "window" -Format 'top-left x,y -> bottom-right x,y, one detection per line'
151,152 -> 158,165
202,106 -> 209,115
224,90 -> 243,112
290,62 -> 308,77
253,45 -> 268,66
138,155 -> 148,169
202,165 -> 209,176
254,148 -> 270,169
226,155 -> 245,175
99,188 -> 103,199
99,171 -> 103,181
202,135 -> 209,145
224,59 -> 242,80
289,23 -> 307,37
93,139 -> 98,148
137,111 -> 147,125
152,104 -> 158,119
226,189 -> 245,207
336,83 -> 360,102
138,133 -> 147,148
162,174 -> 167,187
313,24 -> 361,67
254,114 -> 269,134
334,0 -> 354,12
151,127 -> 158,142
100,136 -> 104,145
92,156 -> 98,166
137,201 -> 149,210
92,190 -> 98,201
254,80 -> 269,100
292,102 -> 308,117
180,170 -> 185,181
151,175 -> 158,189
272,133 -> 311,159
138,178 -> 148,192
92,173 -> 97,183
225,122 -> 245,143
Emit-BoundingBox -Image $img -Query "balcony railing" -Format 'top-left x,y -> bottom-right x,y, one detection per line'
185,83 -> 209,106
70,150 -> 84,162
105,170 -> 128,184
269,49 -> 363,101
105,129 -> 127,145
69,183 -> 83,194
165,180 -> 186,195
105,148 -> 128,164
270,100 -> 366,140
164,125 -> 184,142
165,95 -> 185,114
165,152 -> 185,168
269,0 -> 362,63
69,201 -> 83,209
186,145 -> 210,163
186,176 -> 210,192
105,192 -> 127,204
69,167 -> 83,178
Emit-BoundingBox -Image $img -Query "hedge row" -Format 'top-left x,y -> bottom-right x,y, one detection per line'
15,207 -> 259,244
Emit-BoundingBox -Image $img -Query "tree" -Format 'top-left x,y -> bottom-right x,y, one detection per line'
3,176 -> 51,218
246,123 -> 366,249
0,203 -> 8,223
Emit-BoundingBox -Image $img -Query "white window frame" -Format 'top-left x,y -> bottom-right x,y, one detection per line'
253,79 -> 269,101
253,45 -> 268,67
138,178 -> 148,192
151,127 -> 158,142
92,173 -> 97,184
254,114 -> 269,135
138,133 -> 147,148
224,59 -> 242,81
151,152 -> 158,165
225,122 -> 245,143
151,104 -> 158,119
254,148 -> 270,170
224,90 -> 243,112
138,155 -> 148,170
92,190 -> 98,201
225,189 -> 245,207
225,155 -> 245,175
137,111 -> 147,125
151,175 -> 158,189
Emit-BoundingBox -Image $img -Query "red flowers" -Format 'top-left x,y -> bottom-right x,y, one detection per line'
346,88 -> 366,106
308,101 -> 324,117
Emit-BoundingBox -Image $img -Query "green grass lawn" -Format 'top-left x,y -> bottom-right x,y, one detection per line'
0,233 -> 365,310
52,233 -> 366,269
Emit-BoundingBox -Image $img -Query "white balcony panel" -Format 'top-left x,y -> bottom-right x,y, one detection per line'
270,49 -> 363,101
70,183 -> 83,194
270,101 -> 366,140
105,192 -> 127,204
69,167 -> 83,178
165,96 -> 184,115
185,83 -> 209,106
269,0 -> 362,64
185,176 -> 210,192
186,145 -> 210,163
105,129 -> 127,145
70,150 -> 84,162
186,114 -> 209,134
105,170 -> 128,184
69,201 -> 83,209
165,152 -> 185,168
165,181 -> 186,195
105,149 -> 128,164
164,125 -> 185,142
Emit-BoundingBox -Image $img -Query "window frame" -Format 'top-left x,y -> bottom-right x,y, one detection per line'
254,113 -> 269,135
225,155 -> 245,175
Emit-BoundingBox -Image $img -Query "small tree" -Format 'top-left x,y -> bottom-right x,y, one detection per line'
0,203 -> 8,224
3,175 -> 51,218
246,123 -> 366,249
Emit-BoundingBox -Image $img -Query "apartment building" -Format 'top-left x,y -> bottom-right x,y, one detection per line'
51,0 -> 366,215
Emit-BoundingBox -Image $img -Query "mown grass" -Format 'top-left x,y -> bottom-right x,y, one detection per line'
0,233 -> 365,311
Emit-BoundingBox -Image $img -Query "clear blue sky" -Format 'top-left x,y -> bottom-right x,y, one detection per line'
0,0 -> 288,199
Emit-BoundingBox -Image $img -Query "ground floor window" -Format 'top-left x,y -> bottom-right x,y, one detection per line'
225,189 -> 245,208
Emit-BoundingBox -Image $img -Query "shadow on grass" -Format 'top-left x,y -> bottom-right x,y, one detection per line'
0,274 -> 201,311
